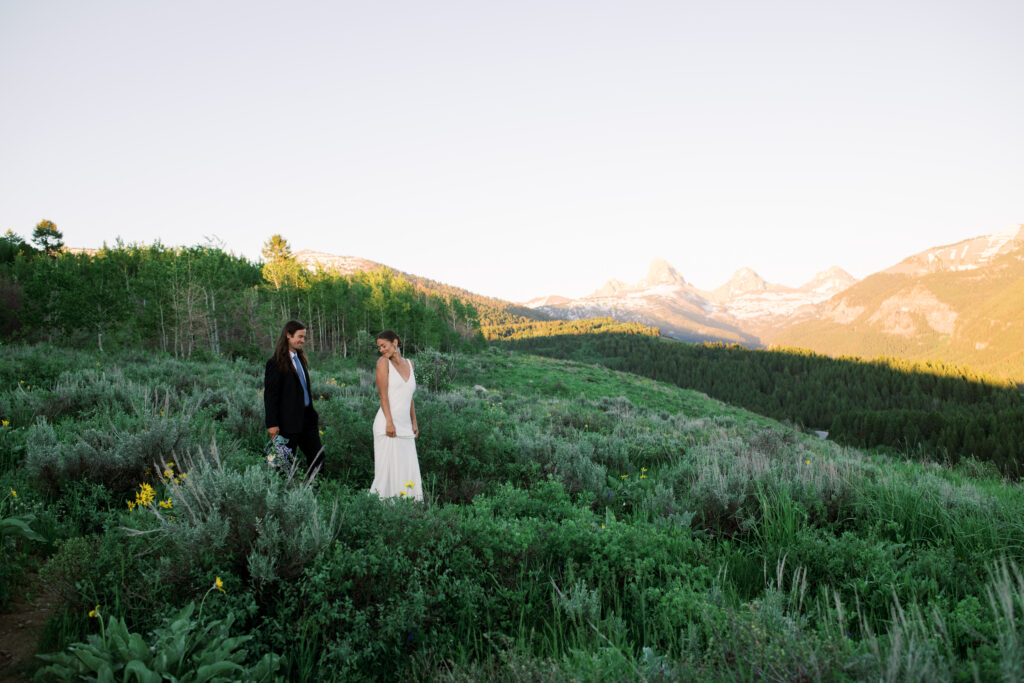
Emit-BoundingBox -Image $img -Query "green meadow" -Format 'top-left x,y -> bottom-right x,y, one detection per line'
2,343 -> 1024,681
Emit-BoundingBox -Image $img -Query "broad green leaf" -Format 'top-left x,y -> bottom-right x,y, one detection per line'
98,661 -> 116,683
128,632 -> 151,661
123,659 -> 162,683
72,646 -> 109,670
194,660 -> 244,682
0,516 -> 45,542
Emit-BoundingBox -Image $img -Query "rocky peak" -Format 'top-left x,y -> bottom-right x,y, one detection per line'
293,250 -> 383,275
524,294 -> 571,307
590,278 -> 629,298
728,267 -> 769,294
802,266 -> 857,293
708,267 -> 770,302
640,258 -> 686,288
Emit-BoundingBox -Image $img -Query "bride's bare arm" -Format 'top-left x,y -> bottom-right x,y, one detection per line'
376,357 -> 396,437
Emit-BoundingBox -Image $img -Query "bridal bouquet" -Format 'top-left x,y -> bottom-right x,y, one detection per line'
265,435 -> 294,471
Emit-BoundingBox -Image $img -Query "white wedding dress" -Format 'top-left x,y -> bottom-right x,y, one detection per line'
370,359 -> 423,501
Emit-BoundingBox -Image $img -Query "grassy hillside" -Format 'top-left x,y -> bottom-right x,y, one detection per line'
3,343 -> 1024,680
503,332 -> 1024,477
482,316 -> 660,341
402,272 -> 553,329
773,251 -> 1024,383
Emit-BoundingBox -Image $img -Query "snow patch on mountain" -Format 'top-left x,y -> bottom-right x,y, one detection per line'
526,258 -> 857,345
713,266 -> 855,322
980,224 -> 1024,260
630,284 -> 687,299
886,225 -> 1024,276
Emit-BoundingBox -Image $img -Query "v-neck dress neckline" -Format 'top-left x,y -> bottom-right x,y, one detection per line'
390,358 -> 411,383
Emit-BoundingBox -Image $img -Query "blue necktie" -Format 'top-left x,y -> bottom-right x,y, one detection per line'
292,354 -> 310,406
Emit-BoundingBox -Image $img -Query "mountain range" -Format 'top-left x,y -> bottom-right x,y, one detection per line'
295,225 -> 1024,382
524,259 -> 857,345
773,225 -> 1024,380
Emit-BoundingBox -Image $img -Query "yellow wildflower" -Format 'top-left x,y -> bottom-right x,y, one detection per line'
214,576 -> 225,593
88,605 -> 100,618
1,419 -> 9,427
405,480 -> 415,489
620,474 -> 628,479
9,488 -> 16,498
804,459 -> 811,465
601,525 -> 606,529
641,468 -> 647,473
640,475 -> 646,480
127,500 -> 136,511
400,490 -> 408,496
158,498 -> 173,509
319,430 -> 324,436
135,483 -> 156,507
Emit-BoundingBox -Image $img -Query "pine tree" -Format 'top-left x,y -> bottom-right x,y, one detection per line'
260,234 -> 303,291
32,220 -> 64,257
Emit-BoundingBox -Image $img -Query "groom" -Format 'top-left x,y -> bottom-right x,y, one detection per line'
264,320 -> 325,474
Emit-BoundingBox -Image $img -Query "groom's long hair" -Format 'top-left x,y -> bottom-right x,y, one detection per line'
273,320 -> 309,373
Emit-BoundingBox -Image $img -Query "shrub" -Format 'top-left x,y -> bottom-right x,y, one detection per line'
126,447 -> 336,590
411,349 -> 458,392
35,601 -> 281,682
203,384 -> 264,453
25,412 -> 197,496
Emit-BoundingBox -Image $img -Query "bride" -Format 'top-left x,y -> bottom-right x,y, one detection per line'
370,330 -> 423,501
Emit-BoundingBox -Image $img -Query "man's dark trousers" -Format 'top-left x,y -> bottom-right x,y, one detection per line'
282,406 -> 324,474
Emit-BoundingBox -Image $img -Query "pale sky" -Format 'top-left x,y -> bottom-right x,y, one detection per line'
2,0 -> 1022,302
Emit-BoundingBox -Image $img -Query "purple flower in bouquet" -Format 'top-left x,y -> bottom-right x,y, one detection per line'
266,435 -> 294,470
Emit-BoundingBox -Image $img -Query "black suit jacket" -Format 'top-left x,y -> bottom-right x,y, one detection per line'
264,355 -> 318,434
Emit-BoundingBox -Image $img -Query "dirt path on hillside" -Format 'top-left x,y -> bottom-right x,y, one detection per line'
0,577 -> 60,682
